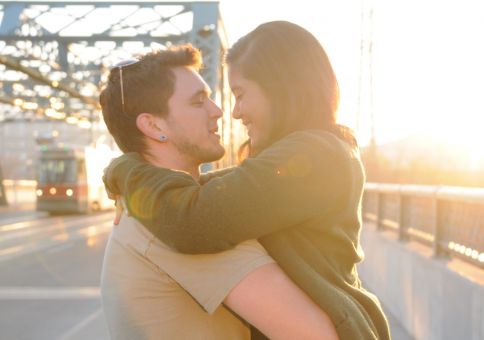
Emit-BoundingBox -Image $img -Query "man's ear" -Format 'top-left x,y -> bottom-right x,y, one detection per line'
136,113 -> 167,141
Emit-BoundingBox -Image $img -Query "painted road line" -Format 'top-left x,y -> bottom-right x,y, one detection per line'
0,214 -> 114,244
56,308 -> 104,340
0,212 -> 48,227
0,212 -> 114,233
45,241 -> 75,254
0,221 -> 112,262
0,286 -> 100,300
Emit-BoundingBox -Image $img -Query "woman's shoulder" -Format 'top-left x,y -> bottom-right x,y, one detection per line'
270,129 -> 360,161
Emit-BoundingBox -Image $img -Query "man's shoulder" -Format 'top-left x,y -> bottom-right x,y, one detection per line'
111,214 -> 155,249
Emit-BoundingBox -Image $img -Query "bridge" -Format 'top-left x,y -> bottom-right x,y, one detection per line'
0,2 -> 483,340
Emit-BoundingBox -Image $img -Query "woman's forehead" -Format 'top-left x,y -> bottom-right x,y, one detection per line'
228,67 -> 248,87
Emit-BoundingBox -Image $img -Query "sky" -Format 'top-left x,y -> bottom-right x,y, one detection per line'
218,0 -> 484,157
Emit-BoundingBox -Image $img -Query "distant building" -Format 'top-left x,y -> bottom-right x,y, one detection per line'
0,118 -> 114,180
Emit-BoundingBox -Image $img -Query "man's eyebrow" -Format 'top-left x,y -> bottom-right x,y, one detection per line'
190,88 -> 212,100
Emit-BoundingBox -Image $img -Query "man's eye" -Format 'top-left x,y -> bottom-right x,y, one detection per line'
193,97 -> 205,106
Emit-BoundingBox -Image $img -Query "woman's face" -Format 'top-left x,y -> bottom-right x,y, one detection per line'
228,67 -> 272,150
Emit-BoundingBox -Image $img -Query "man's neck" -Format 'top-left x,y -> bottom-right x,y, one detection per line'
143,150 -> 200,180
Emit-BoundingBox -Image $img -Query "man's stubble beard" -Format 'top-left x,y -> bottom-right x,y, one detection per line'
171,137 -> 225,164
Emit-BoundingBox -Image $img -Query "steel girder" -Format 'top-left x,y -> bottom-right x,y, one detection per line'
0,1 -> 229,123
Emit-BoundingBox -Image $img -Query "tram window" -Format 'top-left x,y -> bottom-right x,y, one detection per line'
38,159 -> 77,184
64,160 -> 77,183
77,160 -> 86,182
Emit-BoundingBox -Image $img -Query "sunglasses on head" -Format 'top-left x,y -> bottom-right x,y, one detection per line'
112,59 -> 140,114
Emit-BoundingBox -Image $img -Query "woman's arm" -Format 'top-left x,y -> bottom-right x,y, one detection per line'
225,262 -> 338,340
198,166 -> 236,184
104,131 -> 348,253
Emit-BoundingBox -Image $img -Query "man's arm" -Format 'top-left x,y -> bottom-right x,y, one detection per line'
104,132 -> 347,253
224,262 -> 338,340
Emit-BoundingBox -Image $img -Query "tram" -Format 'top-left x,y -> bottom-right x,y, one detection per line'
36,144 -> 118,214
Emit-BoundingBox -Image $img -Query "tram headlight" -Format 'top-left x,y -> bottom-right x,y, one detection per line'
49,187 -> 57,195
66,189 -> 73,197
36,189 -> 43,197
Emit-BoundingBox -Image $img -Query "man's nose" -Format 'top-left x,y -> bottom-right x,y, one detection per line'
208,99 -> 223,118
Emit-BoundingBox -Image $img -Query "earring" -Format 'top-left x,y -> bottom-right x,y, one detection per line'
159,135 -> 168,142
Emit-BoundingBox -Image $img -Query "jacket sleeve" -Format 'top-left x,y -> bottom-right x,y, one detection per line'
198,166 -> 236,185
103,132 -> 347,254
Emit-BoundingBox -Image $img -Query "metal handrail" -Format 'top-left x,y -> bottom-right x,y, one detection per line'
365,183 -> 484,203
363,183 -> 484,268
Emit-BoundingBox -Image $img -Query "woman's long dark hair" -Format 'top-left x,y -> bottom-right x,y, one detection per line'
226,21 -> 356,160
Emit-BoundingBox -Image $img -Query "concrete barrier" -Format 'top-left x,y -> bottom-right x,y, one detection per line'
358,221 -> 484,340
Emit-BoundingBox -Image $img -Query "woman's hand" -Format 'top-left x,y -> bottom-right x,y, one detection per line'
114,196 -> 123,225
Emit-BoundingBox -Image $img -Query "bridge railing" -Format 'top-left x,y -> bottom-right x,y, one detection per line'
363,183 -> 484,269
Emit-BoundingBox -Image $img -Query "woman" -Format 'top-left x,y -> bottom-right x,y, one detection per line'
104,21 -> 390,340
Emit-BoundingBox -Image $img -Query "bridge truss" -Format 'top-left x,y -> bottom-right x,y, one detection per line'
0,1 -> 231,125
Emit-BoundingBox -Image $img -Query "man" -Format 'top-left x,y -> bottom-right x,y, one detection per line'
99,45 -> 337,339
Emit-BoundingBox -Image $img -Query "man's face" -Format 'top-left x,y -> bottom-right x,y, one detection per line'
164,67 -> 225,165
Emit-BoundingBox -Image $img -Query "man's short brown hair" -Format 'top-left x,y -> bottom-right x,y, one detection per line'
100,44 -> 202,153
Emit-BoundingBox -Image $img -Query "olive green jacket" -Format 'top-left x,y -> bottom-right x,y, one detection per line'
104,130 -> 391,340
